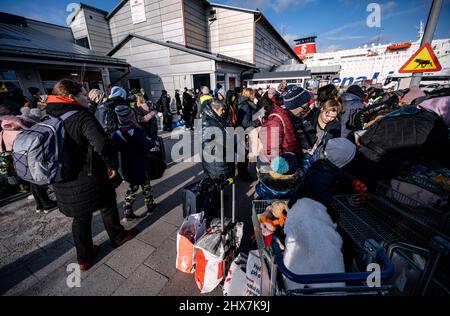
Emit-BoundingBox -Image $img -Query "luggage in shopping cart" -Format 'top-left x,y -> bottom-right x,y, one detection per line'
194,178 -> 243,293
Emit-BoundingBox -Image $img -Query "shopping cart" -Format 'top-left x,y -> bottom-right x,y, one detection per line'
251,183 -> 450,295
332,182 -> 450,296
252,200 -> 396,296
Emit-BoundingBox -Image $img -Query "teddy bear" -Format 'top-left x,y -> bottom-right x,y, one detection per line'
258,201 -> 289,249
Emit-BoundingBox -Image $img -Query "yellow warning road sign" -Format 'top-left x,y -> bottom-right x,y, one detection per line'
399,43 -> 442,73
0,83 -> 8,93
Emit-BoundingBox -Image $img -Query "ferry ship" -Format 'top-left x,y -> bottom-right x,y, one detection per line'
297,23 -> 450,88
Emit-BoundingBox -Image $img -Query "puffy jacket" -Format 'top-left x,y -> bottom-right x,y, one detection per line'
46,96 -> 118,218
201,102 -> 235,180
237,95 -> 261,129
112,126 -> 155,185
341,92 -> 365,138
354,97 -> 399,131
261,106 -> 302,160
359,108 -> 450,167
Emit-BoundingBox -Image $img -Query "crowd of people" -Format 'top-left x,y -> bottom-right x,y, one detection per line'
1,77 -> 449,272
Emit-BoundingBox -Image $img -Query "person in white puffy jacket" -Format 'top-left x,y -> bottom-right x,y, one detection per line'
283,198 -> 345,290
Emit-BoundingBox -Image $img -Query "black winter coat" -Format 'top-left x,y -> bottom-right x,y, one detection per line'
46,101 -> 118,218
359,109 -> 450,166
112,126 -> 155,185
306,108 -> 341,148
201,103 -> 235,180
237,96 -> 261,129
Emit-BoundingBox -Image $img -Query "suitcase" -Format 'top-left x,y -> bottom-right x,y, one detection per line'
148,136 -> 167,180
194,178 -> 240,292
182,177 -> 219,220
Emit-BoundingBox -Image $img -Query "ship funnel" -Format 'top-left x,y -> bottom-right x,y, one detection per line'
294,36 -> 317,61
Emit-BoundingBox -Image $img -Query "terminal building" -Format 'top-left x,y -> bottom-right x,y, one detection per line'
1,0 -> 302,101
68,0 -> 302,101
0,12 -> 129,99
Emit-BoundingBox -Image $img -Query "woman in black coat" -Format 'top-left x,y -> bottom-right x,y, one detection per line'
303,99 -> 342,153
236,88 -> 261,181
46,79 -> 137,270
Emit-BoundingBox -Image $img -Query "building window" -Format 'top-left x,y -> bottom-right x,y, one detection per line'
75,37 -> 90,49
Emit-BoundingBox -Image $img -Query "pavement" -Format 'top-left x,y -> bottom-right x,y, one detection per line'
0,129 -> 259,296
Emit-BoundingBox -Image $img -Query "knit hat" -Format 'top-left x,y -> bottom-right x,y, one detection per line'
115,105 -> 135,127
109,86 -> 127,100
324,138 -> 356,168
270,152 -> 298,175
402,86 -> 426,105
346,85 -> 365,100
282,85 -> 312,110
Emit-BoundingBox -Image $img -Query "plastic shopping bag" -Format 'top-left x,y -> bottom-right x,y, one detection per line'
176,212 -> 206,273
245,250 -> 270,296
223,253 -> 248,296
194,218 -> 243,293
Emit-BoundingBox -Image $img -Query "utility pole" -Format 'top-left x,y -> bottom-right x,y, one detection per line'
410,0 -> 443,87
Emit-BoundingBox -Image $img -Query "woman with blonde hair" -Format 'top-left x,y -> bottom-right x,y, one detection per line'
236,88 -> 261,181
304,99 -> 343,154
135,93 -> 158,139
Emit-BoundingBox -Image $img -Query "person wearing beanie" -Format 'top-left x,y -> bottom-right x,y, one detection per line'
400,86 -> 426,106
340,85 -> 366,138
101,86 -> 130,137
112,105 -> 157,221
303,137 -> 359,222
260,85 -> 304,163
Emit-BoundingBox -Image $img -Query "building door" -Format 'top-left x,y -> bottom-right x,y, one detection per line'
193,74 -> 210,91
228,77 -> 236,91
128,78 -> 141,91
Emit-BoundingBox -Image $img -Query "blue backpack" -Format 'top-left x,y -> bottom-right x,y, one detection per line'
12,111 -> 78,185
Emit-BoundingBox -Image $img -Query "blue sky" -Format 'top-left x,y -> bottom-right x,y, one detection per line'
1,0 -> 449,52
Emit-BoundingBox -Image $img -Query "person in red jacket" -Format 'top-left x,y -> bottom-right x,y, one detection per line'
260,85 -> 312,163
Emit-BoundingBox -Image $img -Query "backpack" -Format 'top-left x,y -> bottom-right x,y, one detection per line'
12,111 -> 78,185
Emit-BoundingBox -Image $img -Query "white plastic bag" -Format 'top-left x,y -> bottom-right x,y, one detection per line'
176,212 -> 206,273
223,253 -> 248,296
245,250 -> 270,296
194,219 -> 244,293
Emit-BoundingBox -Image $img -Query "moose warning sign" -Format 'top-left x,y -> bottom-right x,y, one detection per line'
399,43 -> 442,73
